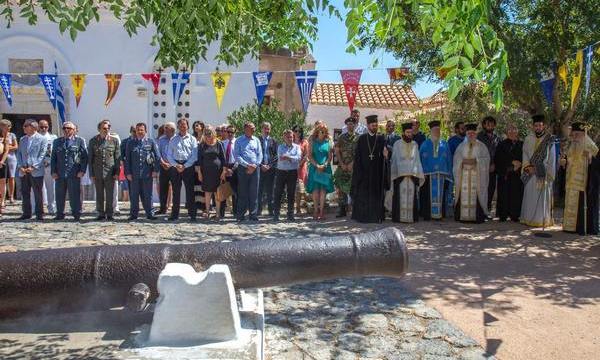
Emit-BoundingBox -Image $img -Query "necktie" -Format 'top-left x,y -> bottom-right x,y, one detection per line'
226,140 -> 232,163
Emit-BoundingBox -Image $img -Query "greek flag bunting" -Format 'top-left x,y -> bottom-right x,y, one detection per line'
39,73 -> 58,109
295,70 -> 317,113
252,71 -> 272,107
171,72 -> 190,104
54,62 -> 66,126
0,73 -> 13,107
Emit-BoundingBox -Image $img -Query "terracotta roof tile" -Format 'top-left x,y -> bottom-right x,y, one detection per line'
310,83 -> 418,109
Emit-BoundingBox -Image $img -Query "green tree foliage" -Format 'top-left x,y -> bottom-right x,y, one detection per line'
361,0 -> 600,137
226,99 -> 309,141
3,0 -> 509,106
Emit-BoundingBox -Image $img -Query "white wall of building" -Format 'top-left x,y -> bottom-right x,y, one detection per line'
0,12 -> 258,141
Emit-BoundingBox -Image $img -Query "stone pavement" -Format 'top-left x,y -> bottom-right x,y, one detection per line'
0,202 -> 492,360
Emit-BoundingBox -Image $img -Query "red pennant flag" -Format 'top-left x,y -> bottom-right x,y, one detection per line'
340,69 -> 362,112
387,67 -> 409,81
142,73 -> 161,94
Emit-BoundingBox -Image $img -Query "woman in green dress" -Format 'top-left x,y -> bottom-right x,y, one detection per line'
306,123 -> 334,220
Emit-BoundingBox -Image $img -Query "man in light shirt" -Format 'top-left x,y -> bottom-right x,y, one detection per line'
234,122 -> 262,222
341,109 -> 367,135
272,129 -> 302,222
166,118 -> 198,221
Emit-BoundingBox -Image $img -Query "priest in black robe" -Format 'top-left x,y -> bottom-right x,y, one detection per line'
351,114 -> 388,223
495,123 -> 524,222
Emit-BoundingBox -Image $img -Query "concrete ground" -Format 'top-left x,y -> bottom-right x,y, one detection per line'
0,202 -> 598,359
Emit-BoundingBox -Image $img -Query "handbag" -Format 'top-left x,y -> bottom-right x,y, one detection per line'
216,181 -> 233,202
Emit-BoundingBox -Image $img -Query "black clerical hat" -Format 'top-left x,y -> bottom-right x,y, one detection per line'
531,114 -> 546,124
465,123 -> 478,131
401,122 -> 412,131
428,120 -> 441,128
366,115 -> 378,124
571,122 -> 586,132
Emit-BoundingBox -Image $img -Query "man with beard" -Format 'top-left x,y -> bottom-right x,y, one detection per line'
387,122 -> 424,223
477,116 -> 500,213
495,123 -> 524,222
351,114 -> 387,223
419,121 -> 452,220
561,122 -> 599,235
520,114 -> 556,227
453,123 -> 490,223
448,121 -> 466,158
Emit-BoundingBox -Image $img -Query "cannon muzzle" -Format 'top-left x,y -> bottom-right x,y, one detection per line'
0,227 -> 408,317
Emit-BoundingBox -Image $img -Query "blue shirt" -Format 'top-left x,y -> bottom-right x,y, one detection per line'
276,143 -> 302,171
167,133 -> 197,168
234,135 -> 262,168
263,136 -> 270,164
158,135 -> 172,160
448,135 -> 464,158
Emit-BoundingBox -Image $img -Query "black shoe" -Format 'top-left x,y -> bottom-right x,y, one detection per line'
73,216 -> 81,221
95,215 -> 106,221
336,207 -> 347,218
272,216 -> 280,222
35,216 -> 44,221
155,209 -> 166,215
54,215 -> 65,220
106,215 -> 114,221
128,215 -> 138,221
147,215 -> 158,220
236,217 -> 246,223
249,216 -> 259,222
167,216 -> 178,221
287,215 -> 295,221
18,215 -> 31,220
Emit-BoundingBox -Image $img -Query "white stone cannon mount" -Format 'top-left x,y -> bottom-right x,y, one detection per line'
131,263 -> 264,360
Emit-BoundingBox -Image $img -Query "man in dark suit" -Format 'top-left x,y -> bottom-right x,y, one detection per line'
257,122 -> 278,216
51,121 -> 88,221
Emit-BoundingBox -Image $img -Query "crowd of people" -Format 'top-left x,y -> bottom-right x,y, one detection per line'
0,111 -> 598,235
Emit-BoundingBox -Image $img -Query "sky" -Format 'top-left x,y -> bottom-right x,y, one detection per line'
310,2 -> 441,99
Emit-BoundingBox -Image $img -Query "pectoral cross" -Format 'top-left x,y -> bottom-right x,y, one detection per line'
369,154 -> 374,160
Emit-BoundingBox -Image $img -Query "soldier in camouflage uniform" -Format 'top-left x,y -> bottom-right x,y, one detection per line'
334,117 -> 358,217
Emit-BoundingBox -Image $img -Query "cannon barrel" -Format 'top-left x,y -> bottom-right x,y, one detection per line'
0,227 -> 408,317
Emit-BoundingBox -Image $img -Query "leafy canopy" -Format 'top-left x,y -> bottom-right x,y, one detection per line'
2,0 -> 508,106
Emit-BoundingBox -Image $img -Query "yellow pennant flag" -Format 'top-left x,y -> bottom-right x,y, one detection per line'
104,74 -> 122,107
70,74 -> 86,107
211,71 -> 231,110
557,64 -> 568,88
570,50 -> 583,109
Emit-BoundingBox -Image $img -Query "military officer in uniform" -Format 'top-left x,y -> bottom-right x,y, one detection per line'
333,117 -> 358,218
125,122 -> 160,220
89,119 -> 120,220
51,121 -> 88,221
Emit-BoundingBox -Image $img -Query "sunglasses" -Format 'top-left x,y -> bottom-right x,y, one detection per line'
101,127 -> 110,130
63,127 -> 74,130
227,130 -> 234,134
39,126 -> 49,129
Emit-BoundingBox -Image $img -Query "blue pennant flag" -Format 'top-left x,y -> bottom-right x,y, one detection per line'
252,71 -> 272,107
39,73 -> 58,109
584,44 -> 595,100
171,72 -> 190,104
295,70 -> 317,113
54,62 -> 66,126
539,65 -> 555,107
0,73 -> 13,107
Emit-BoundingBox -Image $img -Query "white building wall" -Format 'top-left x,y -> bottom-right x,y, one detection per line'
0,12 -> 258,141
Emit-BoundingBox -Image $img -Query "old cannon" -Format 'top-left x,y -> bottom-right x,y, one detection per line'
0,227 -> 408,318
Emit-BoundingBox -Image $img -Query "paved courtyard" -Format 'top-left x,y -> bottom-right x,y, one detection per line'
0,202 -> 598,359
